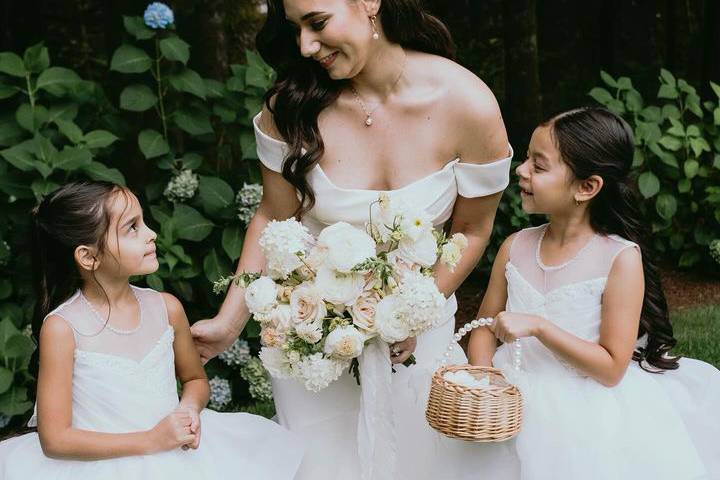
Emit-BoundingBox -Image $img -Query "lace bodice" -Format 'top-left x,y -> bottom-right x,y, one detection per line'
497,225 -> 639,376
28,286 -> 179,432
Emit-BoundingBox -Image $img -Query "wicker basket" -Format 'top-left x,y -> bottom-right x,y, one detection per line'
426,364 -> 523,442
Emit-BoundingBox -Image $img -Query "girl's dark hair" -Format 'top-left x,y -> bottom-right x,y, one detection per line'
546,107 -> 678,371
256,0 -> 456,215
29,181 -> 129,379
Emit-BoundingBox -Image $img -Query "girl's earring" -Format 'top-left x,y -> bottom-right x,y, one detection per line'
575,198 -> 582,207
370,15 -> 379,40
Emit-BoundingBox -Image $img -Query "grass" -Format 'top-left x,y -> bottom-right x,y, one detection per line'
671,304 -> 720,368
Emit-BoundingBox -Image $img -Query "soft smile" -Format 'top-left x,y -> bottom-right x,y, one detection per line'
519,187 -> 534,197
145,249 -> 157,258
317,51 -> 338,68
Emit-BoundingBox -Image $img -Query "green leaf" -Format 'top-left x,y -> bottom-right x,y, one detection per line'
82,161 -> 126,185
47,103 -> 79,123
658,84 -> 678,99
655,193 -> 677,220
55,119 -> 84,144
678,250 -> 700,268
123,15 -> 155,40
660,69 -> 676,87
0,279 -> 12,300
0,52 -> 27,77
677,178 -> 691,193
683,160 -> 700,180
686,93 -> 703,118
666,118 -> 684,136
685,125 -> 700,137
640,106 -> 661,123
588,87 -> 613,105
119,84 -> 158,112
110,44 -> 152,74
0,367 -> 12,394
198,175 -> 234,215
203,248 -> 231,283
23,42 -> 50,73
168,68 -> 206,99
173,205 -> 214,242
173,109 -> 213,135
240,131 -> 257,160
661,104 -> 681,120
0,318 -> 20,347
0,83 -> 19,100
83,130 -> 119,149
160,36 -> 190,65
244,96 -> 263,117
181,152 -> 203,170
222,224 -> 244,261
658,135 -> 682,151
710,81 -> 720,99
599,70 -> 617,88
632,149 -> 644,168
0,386 -> 33,417
204,79 -> 226,98
1,139 -> 37,172
0,116 -> 23,147
31,178 -> 60,199
36,67 -> 82,96
55,146 -> 92,170
146,273 -> 164,291
638,171 -> 660,198
625,90 -> 642,112
689,138 -> 710,158
138,129 -> 170,159
213,103 -> 237,123
16,103 -> 48,132
713,154 -> 720,170
617,77 -> 632,90
4,334 -> 34,358
0,171 -> 33,199
714,107 -> 720,127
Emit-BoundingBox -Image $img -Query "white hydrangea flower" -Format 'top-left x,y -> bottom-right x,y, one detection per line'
208,377 -> 232,410
314,265 -> 365,306
324,325 -> 365,360
0,414 -> 10,429
245,276 -> 278,314
236,183 -> 263,224
239,357 -> 274,402
293,353 -> 346,392
396,271 -> 445,333
218,338 -> 251,366
440,241 -> 462,271
259,219 -> 313,279
374,294 -> 411,343
163,169 -> 198,203
259,346 -> 293,378
317,222 -> 376,273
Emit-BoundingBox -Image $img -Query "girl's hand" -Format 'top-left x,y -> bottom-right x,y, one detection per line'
490,311 -> 547,343
177,405 -> 201,450
390,336 -> 417,364
148,408 -> 197,453
190,316 -> 237,364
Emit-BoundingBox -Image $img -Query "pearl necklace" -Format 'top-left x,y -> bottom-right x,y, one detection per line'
349,52 -> 407,127
80,288 -> 143,335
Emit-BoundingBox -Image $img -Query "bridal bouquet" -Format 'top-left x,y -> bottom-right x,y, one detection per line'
214,194 -> 468,392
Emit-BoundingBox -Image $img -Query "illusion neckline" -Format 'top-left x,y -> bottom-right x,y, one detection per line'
535,224 -> 598,271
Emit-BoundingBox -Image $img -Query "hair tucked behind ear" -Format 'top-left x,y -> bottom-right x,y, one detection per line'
257,0 -> 455,216
545,107 -> 678,371
29,181 -> 128,380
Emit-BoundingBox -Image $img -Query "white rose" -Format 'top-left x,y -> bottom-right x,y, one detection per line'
317,222 -> 376,273
440,241 -> 462,271
245,276 -> 278,314
259,346 -> 292,378
295,319 -> 324,344
323,325 -> 366,360
351,289 -> 382,333
314,265 -> 365,306
267,304 -> 293,334
397,232 -> 438,267
290,282 -> 327,325
374,294 -> 411,343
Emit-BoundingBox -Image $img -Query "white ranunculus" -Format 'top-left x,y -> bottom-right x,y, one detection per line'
323,325 -> 366,360
351,289 -> 382,333
314,265 -> 365,306
317,222 -> 376,273
397,232 -> 438,267
259,346 -> 292,378
293,353 -> 346,392
295,318 -> 324,344
374,294 -> 411,343
267,304 -> 293,334
245,276 -> 278,314
260,326 -> 285,348
259,218 -> 313,279
440,241 -> 462,271
290,282 -> 327,326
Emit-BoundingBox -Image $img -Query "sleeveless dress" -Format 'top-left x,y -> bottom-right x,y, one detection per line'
253,113 -> 520,480
0,286 -> 303,479
491,225 -> 720,479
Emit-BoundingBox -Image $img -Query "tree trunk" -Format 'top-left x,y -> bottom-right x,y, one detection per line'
503,0 -> 542,151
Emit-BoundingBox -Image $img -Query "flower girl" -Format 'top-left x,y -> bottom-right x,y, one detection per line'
468,107 -> 720,479
0,181 -> 303,479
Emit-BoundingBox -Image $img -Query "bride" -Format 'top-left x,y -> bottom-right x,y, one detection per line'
192,0 -> 518,478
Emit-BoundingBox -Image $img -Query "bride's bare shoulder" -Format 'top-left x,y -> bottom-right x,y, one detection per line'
257,96 -> 285,142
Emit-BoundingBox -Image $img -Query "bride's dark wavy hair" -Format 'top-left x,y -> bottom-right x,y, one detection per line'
256,0 -> 455,216
546,107 -> 679,371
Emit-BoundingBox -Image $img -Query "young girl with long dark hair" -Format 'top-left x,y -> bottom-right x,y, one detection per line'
0,181 -> 302,479
469,107 -> 720,479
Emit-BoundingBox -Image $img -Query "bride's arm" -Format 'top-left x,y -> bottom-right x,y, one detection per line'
191,105 -> 300,363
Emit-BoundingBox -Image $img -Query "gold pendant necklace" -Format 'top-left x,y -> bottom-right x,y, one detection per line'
350,51 -> 407,127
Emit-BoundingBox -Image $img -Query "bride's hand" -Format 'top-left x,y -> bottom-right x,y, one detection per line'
390,336 -> 417,364
190,316 -> 238,364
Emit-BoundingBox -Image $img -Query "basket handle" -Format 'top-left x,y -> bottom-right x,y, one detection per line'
440,317 -> 522,371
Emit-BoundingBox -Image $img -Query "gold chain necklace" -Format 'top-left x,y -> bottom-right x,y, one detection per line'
349,52 -> 407,127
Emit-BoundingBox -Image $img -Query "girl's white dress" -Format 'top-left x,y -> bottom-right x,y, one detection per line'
0,286 -> 303,479
253,113 -> 520,480
491,225 -> 720,479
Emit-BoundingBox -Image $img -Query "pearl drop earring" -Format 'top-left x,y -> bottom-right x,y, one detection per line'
370,15 -> 379,40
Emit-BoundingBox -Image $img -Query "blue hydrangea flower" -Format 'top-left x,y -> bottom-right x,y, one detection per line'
144,2 -> 174,29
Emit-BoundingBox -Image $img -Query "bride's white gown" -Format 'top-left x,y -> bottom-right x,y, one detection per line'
254,113 -> 519,480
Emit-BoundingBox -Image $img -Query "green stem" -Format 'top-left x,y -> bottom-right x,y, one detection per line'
155,38 -> 168,141
25,74 -> 36,131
